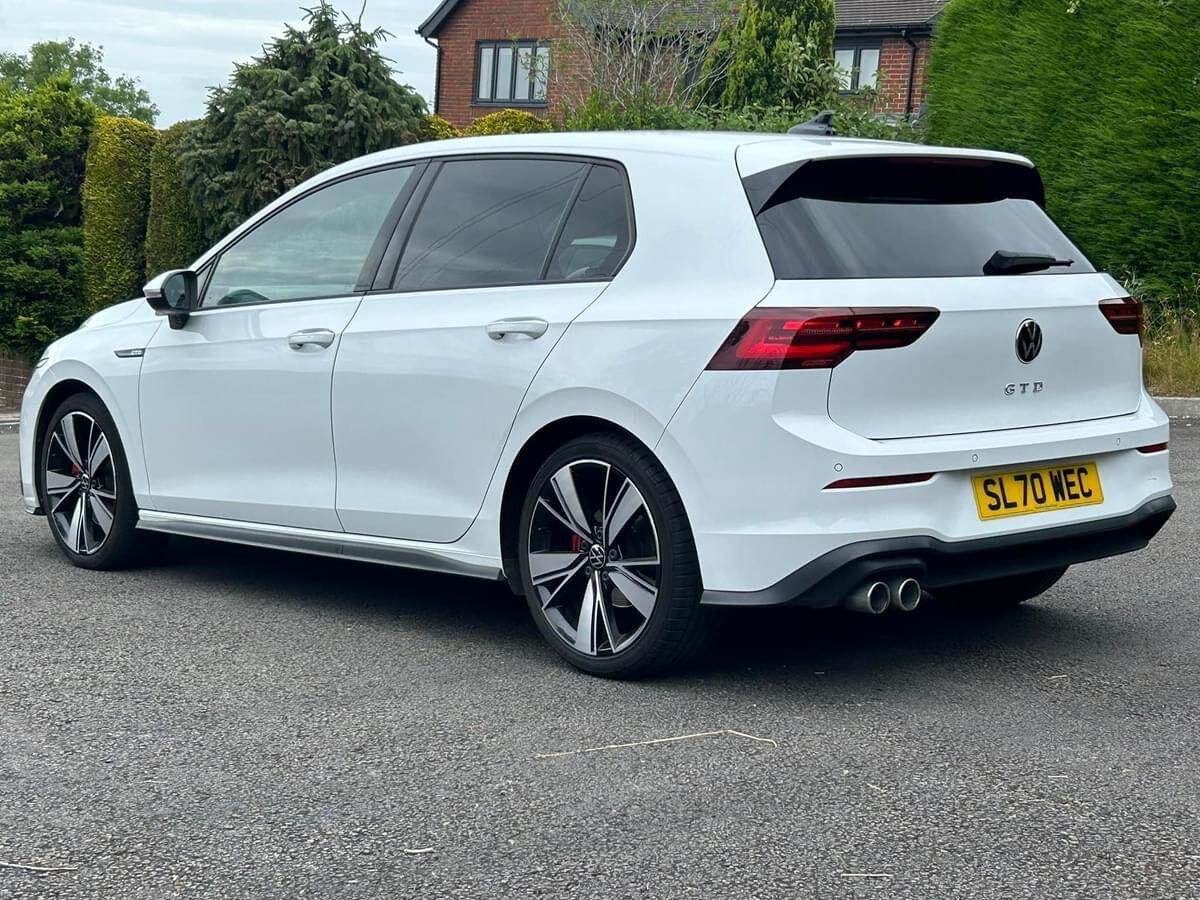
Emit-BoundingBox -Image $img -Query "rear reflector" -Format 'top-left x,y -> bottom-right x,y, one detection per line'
1137,442 -> 1168,454
1099,296 -> 1143,337
708,307 -> 940,371
825,472 -> 935,490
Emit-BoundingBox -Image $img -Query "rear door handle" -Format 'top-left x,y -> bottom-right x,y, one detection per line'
485,318 -> 549,341
287,328 -> 336,351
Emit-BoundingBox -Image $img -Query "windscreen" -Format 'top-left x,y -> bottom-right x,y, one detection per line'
743,156 -> 1094,280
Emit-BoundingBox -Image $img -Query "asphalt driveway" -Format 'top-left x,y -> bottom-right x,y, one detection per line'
2,425 -> 1198,898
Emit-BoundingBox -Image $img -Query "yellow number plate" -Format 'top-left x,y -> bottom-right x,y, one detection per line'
972,461 -> 1104,521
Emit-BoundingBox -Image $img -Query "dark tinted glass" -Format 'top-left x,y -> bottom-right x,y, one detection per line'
546,165 -> 631,280
204,166 -> 412,307
746,157 -> 1093,279
394,158 -> 586,291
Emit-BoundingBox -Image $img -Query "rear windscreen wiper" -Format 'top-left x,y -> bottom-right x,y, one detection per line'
984,250 -> 1075,276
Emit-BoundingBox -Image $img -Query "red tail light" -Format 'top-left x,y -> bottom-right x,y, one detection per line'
1099,296 -> 1142,337
708,307 -> 940,371
825,472 -> 935,490
1137,442 -> 1168,454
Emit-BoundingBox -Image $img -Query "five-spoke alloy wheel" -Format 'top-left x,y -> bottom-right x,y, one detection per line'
517,433 -> 711,678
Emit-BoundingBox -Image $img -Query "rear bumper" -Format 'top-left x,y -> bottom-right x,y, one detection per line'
701,494 -> 1175,607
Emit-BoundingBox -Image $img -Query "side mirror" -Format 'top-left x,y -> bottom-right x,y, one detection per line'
144,269 -> 199,329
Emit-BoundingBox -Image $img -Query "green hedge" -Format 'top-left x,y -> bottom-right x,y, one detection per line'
82,115 -> 156,310
0,78 -> 95,358
144,120 -> 204,276
926,0 -> 1200,299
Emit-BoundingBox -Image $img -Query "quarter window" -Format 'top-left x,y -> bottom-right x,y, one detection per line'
834,44 -> 880,92
476,41 -> 550,105
546,166 -> 632,280
393,158 -> 586,291
204,166 -> 413,308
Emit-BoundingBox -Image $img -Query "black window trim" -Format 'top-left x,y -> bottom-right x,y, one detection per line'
474,39 -> 550,108
834,40 -> 882,93
195,161 -> 426,312
367,152 -> 637,296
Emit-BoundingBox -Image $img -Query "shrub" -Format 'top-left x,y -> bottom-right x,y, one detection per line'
82,115 -> 156,310
704,0 -> 836,109
464,108 -> 553,137
144,120 -> 205,276
926,0 -> 1200,301
180,2 -> 427,244
420,114 -> 461,140
0,78 -> 94,357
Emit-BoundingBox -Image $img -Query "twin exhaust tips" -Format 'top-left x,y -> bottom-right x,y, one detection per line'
845,577 -> 923,615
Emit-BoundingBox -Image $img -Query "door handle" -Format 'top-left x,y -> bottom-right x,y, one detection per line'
287,328 -> 336,351
485,318 -> 549,341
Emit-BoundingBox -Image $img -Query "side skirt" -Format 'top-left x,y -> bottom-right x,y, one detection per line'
136,510 -> 504,581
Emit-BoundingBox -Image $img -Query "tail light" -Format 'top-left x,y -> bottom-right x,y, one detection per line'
708,307 -> 940,371
1099,296 -> 1142,337
1137,442 -> 1168,454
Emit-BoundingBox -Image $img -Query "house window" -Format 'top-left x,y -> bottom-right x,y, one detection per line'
476,41 -> 550,105
834,43 -> 880,92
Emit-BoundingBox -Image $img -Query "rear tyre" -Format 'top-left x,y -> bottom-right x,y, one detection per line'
39,393 -> 165,570
517,433 -> 711,678
935,567 -> 1068,610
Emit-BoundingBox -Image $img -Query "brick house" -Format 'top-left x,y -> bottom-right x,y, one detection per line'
417,0 -> 947,128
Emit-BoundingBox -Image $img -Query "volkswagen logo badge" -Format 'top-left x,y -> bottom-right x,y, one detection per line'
1015,319 -> 1043,364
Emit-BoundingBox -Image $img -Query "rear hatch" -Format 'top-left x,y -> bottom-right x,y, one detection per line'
738,148 -> 1141,439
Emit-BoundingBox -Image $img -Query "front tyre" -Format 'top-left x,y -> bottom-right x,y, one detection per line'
39,393 -> 164,570
517,434 -> 711,678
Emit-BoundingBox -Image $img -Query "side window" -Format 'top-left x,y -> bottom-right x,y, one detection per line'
546,165 -> 632,280
393,158 -> 586,291
203,166 -> 414,308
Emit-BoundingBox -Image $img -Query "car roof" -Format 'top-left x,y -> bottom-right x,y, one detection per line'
320,130 -> 1034,183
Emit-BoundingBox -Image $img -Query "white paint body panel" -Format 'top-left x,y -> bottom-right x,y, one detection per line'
18,131 -> 1172,598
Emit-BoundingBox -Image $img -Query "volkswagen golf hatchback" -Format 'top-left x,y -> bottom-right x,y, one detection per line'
18,132 -> 1175,677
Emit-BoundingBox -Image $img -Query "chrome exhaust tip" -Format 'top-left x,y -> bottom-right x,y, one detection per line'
890,577 -> 922,613
846,580 -> 891,615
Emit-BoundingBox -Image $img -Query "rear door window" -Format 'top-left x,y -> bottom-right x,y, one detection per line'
393,158 -> 587,291
546,165 -> 632,280
743,156 -> 1093,280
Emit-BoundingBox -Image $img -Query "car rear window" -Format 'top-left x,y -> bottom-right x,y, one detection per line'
743,156 -> 1094,280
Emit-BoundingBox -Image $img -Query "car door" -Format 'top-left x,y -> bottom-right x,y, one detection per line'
140,164 -> 420,530
334,156 -> 634,542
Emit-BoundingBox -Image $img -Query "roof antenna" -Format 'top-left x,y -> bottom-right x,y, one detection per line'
788,110 -> 836,136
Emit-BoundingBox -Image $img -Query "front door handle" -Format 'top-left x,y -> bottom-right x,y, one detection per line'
486,318 -> 549,341
287,328 -> 336,351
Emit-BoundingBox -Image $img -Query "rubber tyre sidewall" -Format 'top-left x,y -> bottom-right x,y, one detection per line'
39,393 -> 150,570
517,434 -> 706,679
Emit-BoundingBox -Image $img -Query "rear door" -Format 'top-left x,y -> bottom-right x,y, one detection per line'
333,157 -> 634,542
740,153 -> 1141,439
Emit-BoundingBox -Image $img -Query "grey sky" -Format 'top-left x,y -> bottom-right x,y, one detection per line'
0,0 -> 437,125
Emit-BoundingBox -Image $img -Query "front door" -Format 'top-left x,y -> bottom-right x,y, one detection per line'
140,164 -> 417,530
334,157 -> 634,542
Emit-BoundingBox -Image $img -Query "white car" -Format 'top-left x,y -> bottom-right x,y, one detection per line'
18,132 -> 1175,677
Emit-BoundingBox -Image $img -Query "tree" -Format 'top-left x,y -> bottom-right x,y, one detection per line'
0,39 -> 158,123
705,0 -> 837,109
0,79 -> 95,357
179,2 -> 427,242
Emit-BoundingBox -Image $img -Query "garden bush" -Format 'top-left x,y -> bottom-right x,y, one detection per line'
464,108 -> 553,137
926,0 -> 1200,301
420,114 -> 461,140
144,120 -> 204,276
0,78 -> 94,357
82,115 -> 156,309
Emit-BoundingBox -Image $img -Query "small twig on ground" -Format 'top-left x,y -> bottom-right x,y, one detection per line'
839,872 -> 894,879
0,860 -> 78,874
535,728 -> 777,759
403,848 -> 434,855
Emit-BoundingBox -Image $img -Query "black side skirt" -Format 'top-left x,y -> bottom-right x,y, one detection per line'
701,495 -> 1176,608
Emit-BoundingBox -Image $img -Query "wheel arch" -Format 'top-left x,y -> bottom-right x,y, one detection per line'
32,378 -> 105,502
498,415 -> 682,595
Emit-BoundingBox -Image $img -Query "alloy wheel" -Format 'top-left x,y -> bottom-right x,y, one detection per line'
527,459 -> 661,656
44,411 -> 117,556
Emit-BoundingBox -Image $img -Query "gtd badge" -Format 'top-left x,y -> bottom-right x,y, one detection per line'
1015,319 -> 1043,364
